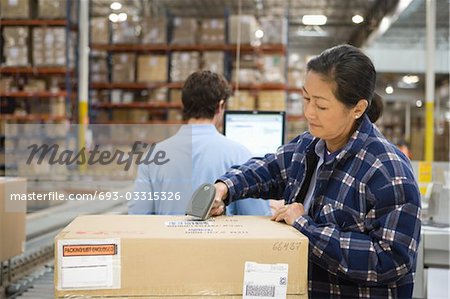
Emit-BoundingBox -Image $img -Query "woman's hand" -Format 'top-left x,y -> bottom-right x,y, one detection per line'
209,182 -> 229,216
271,203 -> 305,225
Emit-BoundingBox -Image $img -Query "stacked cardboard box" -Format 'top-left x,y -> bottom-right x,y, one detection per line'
137,55 -> 168,82
203,51 -> 224,75
171,17 -> 198,44
54,215 -> 308,298
38,0 -> 67,18
170,89 -> 182,105
112,20 -> 140,44
2,27 -> 29,66
23,79 -> 46,92
148,88 -> 168,102
232,68 -> 261,84
33,27 -> 66,66
288,70 -> 304,88
227,91 -> 256,110
91,17 -> 110,44
0,0 -> 29,18
0,177 -> 26,262
287,121 -> 307,142
50,97 -> 66,116
258,91 -> 286,111
112,109 -> 148,122
229,15 -> 258,44
260,16 -> 288,45
167,110 -> 183,122
112,54 -> 136,83
90,57 -> 108,82
200,18 -> 225,44
0,78 -> 13,93
141,17 -> 166,44
263,55 -> 285,83
170,52 -> 200,82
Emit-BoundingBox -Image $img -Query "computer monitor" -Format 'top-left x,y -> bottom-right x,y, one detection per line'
223,111 -> 286,157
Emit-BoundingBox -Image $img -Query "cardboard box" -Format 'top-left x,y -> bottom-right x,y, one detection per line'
0,177 -> 26,261
203,51 -> 224,75
171,17 -> 198,44
112,54 -> 136,83
3,27 -> 29,66
38,0 -> 67,18
263,55 -> 286,83
55,215 -> 308,298
112,20 -> 140,44
91,17 -> 110,44
229,15 -> 258,44
258,91 -> 286,111
33,27 -> 66,66
260,16 -> 288,45
137,55 -> 168,82
0,0 -> 29,18
200,18 -> 225,44
170,52 -> 200,82
141,17 -> 166,44
227,91 -> 256,110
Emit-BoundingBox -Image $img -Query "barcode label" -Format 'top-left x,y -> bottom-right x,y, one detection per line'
246,285 -> 276,297
243,262 -> 288,299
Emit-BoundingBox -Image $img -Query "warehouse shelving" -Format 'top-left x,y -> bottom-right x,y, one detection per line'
0,0 -> 78,176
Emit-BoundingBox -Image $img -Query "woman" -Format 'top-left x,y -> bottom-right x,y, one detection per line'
211,45 -> 421,298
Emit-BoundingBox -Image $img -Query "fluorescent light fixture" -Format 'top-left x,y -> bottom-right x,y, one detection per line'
385,85 -> 394,94
352,14 -> 364,24
416,100 -> 423,107
296,25 -> 328,37
302,15 -> 327,26
110,2 -> 122,10
118,12 -> 127,22
402,75 -> 420,84
109,13 -> 119,22
255,29 -> 264,39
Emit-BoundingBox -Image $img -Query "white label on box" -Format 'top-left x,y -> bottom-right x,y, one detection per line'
165,220 -> 214,227
243,262 -> 288,299
57,239 -> 121,290
8,0 -> 18,6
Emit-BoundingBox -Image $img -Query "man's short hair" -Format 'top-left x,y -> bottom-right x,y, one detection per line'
181,70 -> 232,120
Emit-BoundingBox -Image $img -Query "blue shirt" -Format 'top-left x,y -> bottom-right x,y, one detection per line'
219,115 -> 421,298
129,124 -> 271,216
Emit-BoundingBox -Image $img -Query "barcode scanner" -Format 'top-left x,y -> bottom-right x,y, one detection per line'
185,183 -> 216,220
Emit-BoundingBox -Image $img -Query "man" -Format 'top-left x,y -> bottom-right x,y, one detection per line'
128,70 -> 270,216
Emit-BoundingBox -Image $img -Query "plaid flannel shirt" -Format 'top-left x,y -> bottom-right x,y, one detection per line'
219,115 -> 421,298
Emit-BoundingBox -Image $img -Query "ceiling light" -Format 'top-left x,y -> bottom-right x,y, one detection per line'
118,13 -> 127,22
416,100 -> 423,107
385,85 -> 394,94
352,14 -> 364,24
110,2 -> 122,10
109,13 -> 119,23
402,75 -> 420,84
296,25 -> 328,37
302,15 -> 327,26
255,29 -> 264,39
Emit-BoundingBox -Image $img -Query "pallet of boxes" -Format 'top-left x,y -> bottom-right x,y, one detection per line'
54,215 -> 308,298
0,178 -> 27,282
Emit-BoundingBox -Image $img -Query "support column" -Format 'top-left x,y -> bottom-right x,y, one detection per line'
425,0 -> 436,161
78,0 -> 89,171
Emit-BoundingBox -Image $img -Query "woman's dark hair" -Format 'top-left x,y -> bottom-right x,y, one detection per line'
306,44 -> 383,122
182,70 -> 232,120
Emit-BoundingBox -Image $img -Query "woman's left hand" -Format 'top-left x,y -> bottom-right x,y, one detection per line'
271,203 -> 305,225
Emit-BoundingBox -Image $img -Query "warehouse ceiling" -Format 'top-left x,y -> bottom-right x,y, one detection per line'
91,0 -> 449,51
91,0 -> 403,49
